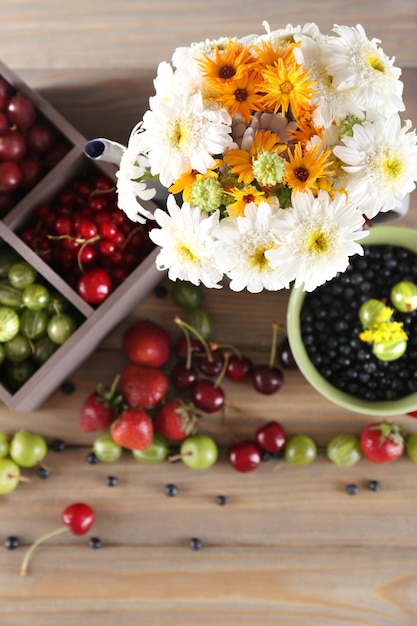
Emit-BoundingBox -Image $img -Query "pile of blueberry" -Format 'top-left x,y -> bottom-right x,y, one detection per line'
300,244 -> 417,401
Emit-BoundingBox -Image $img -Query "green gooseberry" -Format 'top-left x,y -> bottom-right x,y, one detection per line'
359,299 -> 391,328
132,434 -> 169,465
390,281 -> 417,313
406,434 -> 417,462
373,338 -> 407,361
326,434 -> 362,467
284,435 -> 317,466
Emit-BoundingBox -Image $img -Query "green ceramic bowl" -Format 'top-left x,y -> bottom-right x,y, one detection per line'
287,225 -> 417,417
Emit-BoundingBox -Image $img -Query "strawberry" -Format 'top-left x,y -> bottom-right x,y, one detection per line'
120,364 -> 169,408
122,319 -> 171,368
79,376 -> 123,432
110,408 -> 153,451
360,421 -> 405,463
154,399 -> 198,441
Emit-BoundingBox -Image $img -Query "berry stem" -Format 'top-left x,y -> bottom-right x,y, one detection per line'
20,526 -> 69,576
173,316 -> 211,358
269,322 -> 285,369
214,352 -> 230,388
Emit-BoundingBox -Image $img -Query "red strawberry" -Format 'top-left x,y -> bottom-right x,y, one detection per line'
360,421 -> 405,463
154,399 -> 198,441
79,376 -> 123,432
110,408 -> 153,451
122,319 -> 171,368
120,364 -> 169,408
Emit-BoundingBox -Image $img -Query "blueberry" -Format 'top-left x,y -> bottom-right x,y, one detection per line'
89,537 -> 102,549
86,452 -> 100,464
189,537 -> 202,550
37,467 -> 50,479
60,381 -> 75,395
50,439 -> 66,453
368,480 -> 381,492
4,536 -> 19,550
216,495 -> 227,506
106,476 -> 118,487
346,484 -> 359,495
164,483 -> 178,497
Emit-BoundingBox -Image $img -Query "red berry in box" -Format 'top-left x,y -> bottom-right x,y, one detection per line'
0,161 -> 22,192
26,119 -> 57,154
120,363 -> 169,409
0,129 -> 27,162
77,268 -> 112,304
7,94 -> 36,129
110,407 -> 153,451
122,319 -> 171,368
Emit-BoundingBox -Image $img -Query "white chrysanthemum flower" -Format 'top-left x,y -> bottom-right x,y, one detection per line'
115,124 -> 157,224
321,24 -> 404,119
296,34 -> 364,127
172,37 -> 230,69
333,115 -> 417,218
140,92 -> 233,188
149,195 -> 223,288
265,190 -> 367,292
149,62 -> 178,109
214,201 -> 288,293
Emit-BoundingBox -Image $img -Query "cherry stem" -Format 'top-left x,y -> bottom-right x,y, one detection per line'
173,316 -> 212,360
20,526 -> 69,576
213,343 -> 243,360
214,351 -> 230,388
224,401 -> 262,428
7,473 -> 31,484
269,321 -> 286,369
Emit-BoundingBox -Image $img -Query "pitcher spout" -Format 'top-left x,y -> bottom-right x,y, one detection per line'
84,138 -> 126,166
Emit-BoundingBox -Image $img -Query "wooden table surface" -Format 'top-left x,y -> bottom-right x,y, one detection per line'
2,2 -> 417,625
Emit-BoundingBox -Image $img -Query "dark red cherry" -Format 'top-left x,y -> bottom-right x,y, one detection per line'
228,441 -> 261,473
170,361 -> 198,390
277,337 -> 298,370
175,336 -> 203,360
192,379 -> 225,413
251,365 -> 284,395
226,354 -> 252,381
199,348 -> 224,377
255,420 -> 286,453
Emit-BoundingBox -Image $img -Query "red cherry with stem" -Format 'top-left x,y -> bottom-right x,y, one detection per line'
277,336 -> 298,370
228,441 -> 261,473
191,352 -> 229,413
20,503 -> 95,576
251,321 -> 284,395
226,353 -> 252,382
175,336 -> 203,360
192,379 -> 225,413
198,348 -> 224,377
170,361 -> 198,390
255,420 -> 286,453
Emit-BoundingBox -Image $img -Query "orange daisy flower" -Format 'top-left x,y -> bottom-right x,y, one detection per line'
169,161 -> 221,201
199,39 -> 255,88
254,39 -> 299,70
217,72 -> 264,122
284,142 -> 334,194
225,185 -> 268,218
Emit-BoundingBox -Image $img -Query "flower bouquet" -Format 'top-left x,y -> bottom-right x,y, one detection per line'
113,22 -> 417,292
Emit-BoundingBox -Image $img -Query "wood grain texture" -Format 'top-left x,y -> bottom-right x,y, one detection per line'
1,2 -> 417,624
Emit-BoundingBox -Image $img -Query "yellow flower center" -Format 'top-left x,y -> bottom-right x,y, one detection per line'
381,155 -> 403,181
176,243 -> 198,264
170,121 -> 190,150
366,52 -> 386,73
280,80 -> 294,95
248,246 -> 270,270
306,230 -> 333,255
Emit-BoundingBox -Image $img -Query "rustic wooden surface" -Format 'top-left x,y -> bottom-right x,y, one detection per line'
1,2 -> 417,625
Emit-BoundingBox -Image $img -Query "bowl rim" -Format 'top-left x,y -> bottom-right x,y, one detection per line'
287,225 -> 417,416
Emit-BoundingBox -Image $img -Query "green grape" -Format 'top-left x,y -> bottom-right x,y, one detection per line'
132,434 -> 169,465
284,435 -> 317,466
326,434 -> 362,467
9,430 -> 48,468
4,333 -> 32,362
0,306 -> 19,342
93,433 -> 123,462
